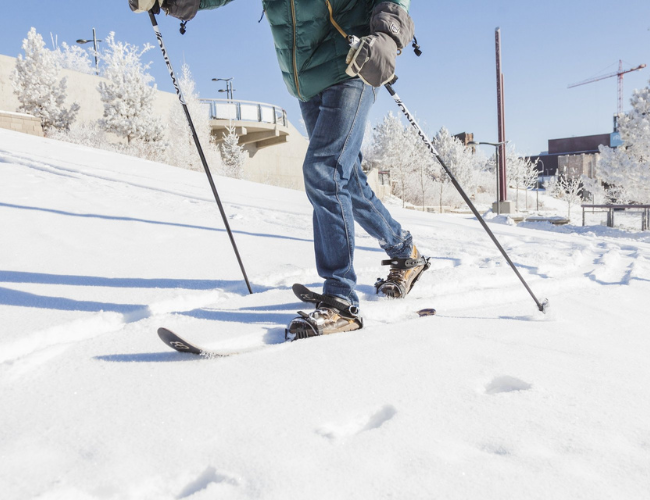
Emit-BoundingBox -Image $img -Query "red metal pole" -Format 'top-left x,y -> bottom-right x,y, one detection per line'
500,73 -> 507,200
495,28 -> 508,203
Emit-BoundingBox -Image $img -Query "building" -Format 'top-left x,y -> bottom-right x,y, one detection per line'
527,131 -> 623,179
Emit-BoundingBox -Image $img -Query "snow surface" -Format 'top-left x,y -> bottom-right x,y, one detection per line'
1,128 -> 649,499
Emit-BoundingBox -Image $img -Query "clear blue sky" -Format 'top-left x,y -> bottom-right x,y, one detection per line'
2,1 -> 649,155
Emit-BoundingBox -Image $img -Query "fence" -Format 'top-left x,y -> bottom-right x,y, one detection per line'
581,204 -> 650,231
199,99 -> 288,128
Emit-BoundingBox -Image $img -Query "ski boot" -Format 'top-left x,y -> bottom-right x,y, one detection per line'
375,246 -> 431,298
285,294 -> 363,341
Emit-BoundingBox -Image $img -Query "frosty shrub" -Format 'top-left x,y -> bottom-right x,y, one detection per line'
166,64 -> 222,173
48,122 -> 109,150
220,126 -> 246,179
111,139 -> 168,164
48,121 -> 167,163
596,78 -> 650,204
97,32 -> 165,145
11,28 -> 80,134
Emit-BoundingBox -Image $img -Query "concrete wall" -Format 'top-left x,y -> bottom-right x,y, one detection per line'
0,110 -> 44,137
243,120 -> 308,191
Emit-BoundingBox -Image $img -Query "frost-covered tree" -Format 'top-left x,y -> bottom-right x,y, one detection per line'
596,79 -> 650,203
366,112 -> 413,207
220,126 -> 246,178
50,35 -> 95,74
403,125 -> 436,209
166,63 -> 221,172
11,28 -> 80,134
431,127 -> 477,211
547,168 -> 583,218
97,32 -> 164,144
580,175 -> 607,205
522,159 -> 541,210
597,145 -> 650,203
505,147 -> 539,211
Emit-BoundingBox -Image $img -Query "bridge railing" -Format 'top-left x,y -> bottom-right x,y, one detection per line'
199,99 -> 288,128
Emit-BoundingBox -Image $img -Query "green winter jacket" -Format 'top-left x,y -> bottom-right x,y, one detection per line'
199,0 -> 411,101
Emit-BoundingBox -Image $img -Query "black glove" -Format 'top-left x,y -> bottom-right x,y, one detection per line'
346,2 -> 415,87
129,0 -> 200,21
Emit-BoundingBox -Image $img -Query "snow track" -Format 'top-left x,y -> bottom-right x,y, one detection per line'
1,129 -> 649,499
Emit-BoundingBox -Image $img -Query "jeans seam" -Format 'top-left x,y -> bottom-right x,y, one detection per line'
333,167 -> 353,285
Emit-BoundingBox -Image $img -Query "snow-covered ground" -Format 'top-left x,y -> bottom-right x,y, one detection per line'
1,128 -> 649,499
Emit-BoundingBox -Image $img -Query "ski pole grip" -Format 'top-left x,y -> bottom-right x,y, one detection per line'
348,35 -> 361,50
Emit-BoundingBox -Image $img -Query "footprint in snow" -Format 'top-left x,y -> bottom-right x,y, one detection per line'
480,442 -> 512,456
485,376 -> 532,395
177,466 -> 239,499
316,405 -> 397,441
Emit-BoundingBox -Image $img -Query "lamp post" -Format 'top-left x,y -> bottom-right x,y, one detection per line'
76,28 -> 102,76
468,140 -> 508,215
212,77 -> 235,100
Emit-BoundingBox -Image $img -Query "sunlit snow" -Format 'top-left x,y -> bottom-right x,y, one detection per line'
1,128 -> 649,499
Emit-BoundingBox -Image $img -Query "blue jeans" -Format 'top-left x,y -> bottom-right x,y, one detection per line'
300,78 -> 412,308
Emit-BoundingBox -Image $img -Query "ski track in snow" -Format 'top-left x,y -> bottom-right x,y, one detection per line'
1,129 -> 650,499
0,288 -> 238,371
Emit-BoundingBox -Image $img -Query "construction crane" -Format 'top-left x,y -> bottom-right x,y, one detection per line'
568,60 -> 646,116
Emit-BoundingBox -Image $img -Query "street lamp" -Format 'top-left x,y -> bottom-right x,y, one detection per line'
76,28 -> 102,76
467,140 -> 508,215
212,77 -> 235,101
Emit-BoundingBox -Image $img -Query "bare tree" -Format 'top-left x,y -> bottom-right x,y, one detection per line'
551,167 -> 583,218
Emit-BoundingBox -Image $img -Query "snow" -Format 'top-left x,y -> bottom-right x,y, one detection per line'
0,110 -> 37,118
1,128 -> 650,499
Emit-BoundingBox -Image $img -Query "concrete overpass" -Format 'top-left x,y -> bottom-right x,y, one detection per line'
201,98 -> 291,150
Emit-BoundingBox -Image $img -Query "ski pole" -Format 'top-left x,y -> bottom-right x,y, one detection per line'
388,83 -> 548,312
146,11 -> 253,295
348,34 -> 547,312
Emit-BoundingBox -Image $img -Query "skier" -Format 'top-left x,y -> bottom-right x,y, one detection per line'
130,0 -> 430,339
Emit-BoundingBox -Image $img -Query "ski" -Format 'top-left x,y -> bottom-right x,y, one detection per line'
157,327 -> 267,357
292,283 -> 436,317
158,287 -> 436,356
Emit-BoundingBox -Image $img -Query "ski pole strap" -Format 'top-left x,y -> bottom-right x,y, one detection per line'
381,256 -> 428,269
